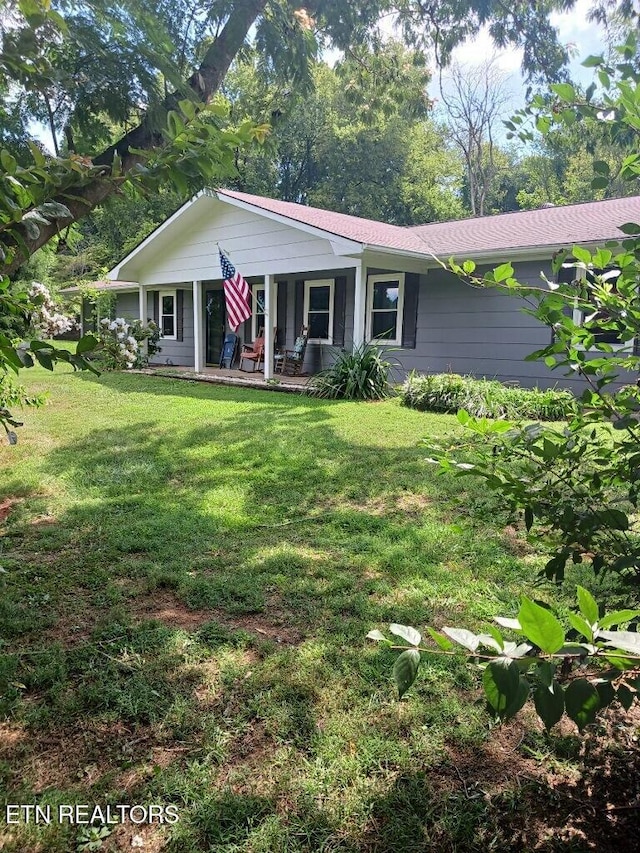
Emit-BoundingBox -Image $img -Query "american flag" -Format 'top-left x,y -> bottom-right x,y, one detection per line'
219,249 -> 251,331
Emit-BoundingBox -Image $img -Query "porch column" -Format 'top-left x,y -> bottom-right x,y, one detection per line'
193,280 -> 203,373
263,273 -> 276,380
138,284 -> 147,359
353,259 -> 366,348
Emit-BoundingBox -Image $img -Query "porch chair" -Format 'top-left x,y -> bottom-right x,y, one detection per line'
239,329 -> 265,372
219,333 -> 239,369
275,325 -> 309,376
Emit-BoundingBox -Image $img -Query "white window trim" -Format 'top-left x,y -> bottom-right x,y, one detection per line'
563,265 -> 630,353
366,272 -> 405,346
159,289 -> 177,340
251,283 -> 278,341
304,279 -> 334,344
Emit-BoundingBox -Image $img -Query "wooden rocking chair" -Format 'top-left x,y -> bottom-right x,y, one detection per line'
275,325 -> 309,376
239,329 -> 265,372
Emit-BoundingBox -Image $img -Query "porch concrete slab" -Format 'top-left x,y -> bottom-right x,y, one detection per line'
134,366 -> 310,393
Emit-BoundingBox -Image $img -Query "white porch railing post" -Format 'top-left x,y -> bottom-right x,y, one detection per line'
264,274 -> 275,380
193,280 -> 203,373
353,260 -> 365,348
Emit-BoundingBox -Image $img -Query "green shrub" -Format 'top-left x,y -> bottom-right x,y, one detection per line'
399,371 -> 574,420
307,343 -> 399,401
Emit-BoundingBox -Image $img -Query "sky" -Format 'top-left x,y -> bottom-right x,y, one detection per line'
429,0 -> 614,142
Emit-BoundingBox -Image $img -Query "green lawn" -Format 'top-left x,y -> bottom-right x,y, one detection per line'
0,368 -> 634,852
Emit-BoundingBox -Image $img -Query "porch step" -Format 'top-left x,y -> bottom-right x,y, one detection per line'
132,367 -> 309,394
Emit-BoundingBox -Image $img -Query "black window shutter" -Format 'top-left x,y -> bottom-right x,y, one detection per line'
294,280 -> 304,336
277,281 -> 287,349
152,292 -> 159,325
176,290 -> 184,341
402,273 -> 420,349
333,276 -> 347,347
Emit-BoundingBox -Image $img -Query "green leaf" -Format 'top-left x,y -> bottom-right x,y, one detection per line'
389,624 -> 421,646
426,627 -> 453,650
394,649 -> 420,699
366,629 -> 386,642
536,661 -> 556,688
442,626 -> 480,652
524,506 -> 533,532
577,586 -> 599,627
462,260 -> 476,274
618,222 -> 640,235
616,684 -> 635,711
534,681 -> 564,730
483,660 -> 528,719
568,612 -> 594,643
582,54 -> 604,67
592,160 -> 610,176
38,201 -> 72,220
565,679 -> 600,730
595,679 -> 615,709
604,509 -> 629,530
494,262 -> 514,282
598,610 -> 640,629
76,334 -> 98,354
591,176 -> 609,190
551,82 -> 576,101
572,245 -> 592,264
517,597 -> 565,654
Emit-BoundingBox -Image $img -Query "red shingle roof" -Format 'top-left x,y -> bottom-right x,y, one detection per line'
217,189 -> 428,253
218,189 -> 640,258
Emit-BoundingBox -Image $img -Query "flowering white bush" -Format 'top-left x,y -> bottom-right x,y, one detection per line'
99,317 -> 139,369
28,281 -> 77,338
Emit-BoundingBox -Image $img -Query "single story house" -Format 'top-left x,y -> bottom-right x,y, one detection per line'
71,189 -> 640,388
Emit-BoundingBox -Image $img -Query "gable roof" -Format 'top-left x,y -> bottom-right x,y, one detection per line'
106,188 -> 640,283
218,189 -> 640,258
408,195 -> 640,256
217,189 -> 429,254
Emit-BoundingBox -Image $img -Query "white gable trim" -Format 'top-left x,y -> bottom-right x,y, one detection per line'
108,192 -> 207,279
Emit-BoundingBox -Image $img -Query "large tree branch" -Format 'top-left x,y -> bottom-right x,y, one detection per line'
4,0 -> 268,277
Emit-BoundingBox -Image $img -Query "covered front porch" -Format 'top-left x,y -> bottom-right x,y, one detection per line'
105,189 -> 429,382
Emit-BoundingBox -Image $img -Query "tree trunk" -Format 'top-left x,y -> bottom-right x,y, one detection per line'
3,0 -> 268,277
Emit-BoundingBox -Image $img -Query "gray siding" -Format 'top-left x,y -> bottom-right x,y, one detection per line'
114,292 -> 139,321
147,286 -> 195,368
397,261 -> 584,390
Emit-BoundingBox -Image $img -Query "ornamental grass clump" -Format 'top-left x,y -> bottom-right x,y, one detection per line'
308,343 -> 399,400
400,371 -> 574,421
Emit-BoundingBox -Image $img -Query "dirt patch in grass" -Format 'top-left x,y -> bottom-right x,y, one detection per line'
0,497 -> 22,525
501,524 -> 533,556
130,589 -> 213,631
45,589 -> 97,646
1,718 -> 179,795
436,710 -> 640,852
129,589 -> 303,645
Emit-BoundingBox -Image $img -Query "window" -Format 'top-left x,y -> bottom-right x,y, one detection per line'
557,263 -> 625,348
304,280 -> 334,343
159,289 -> 177,339
366,273 -> 405,345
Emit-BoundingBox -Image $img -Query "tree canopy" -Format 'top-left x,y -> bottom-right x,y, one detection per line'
2,0 -> 633,276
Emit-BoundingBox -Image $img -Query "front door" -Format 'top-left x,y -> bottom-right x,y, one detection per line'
205,290 -> 226,365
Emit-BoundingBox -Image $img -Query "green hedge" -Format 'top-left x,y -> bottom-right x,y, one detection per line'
399,372 -> 575,420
